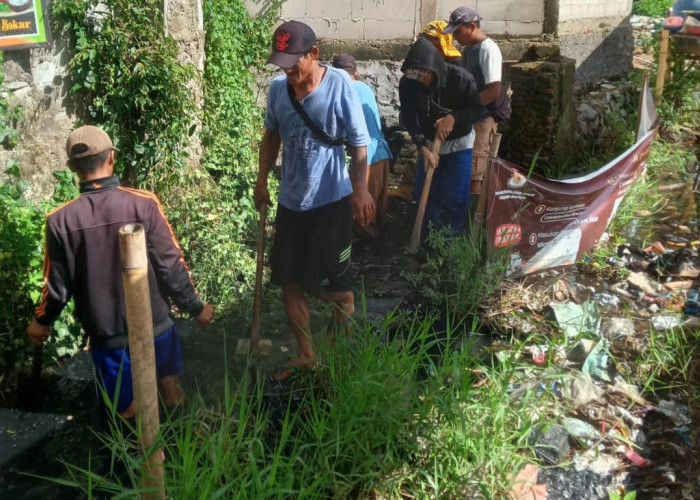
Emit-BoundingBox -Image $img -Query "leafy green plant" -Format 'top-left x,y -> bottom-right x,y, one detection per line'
51,0 -> 280,304
609,489 -> 637,500
0,165 -> 82,396
52,0 -> 196,188
632,0 -> 673,17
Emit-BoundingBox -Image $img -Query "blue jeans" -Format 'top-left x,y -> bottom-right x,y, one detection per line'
413,148 -> 473,241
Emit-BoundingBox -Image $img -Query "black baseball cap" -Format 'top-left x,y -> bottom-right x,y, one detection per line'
442,7 -> 482,34
332,54 -> 357,75
267,21 -> 317,68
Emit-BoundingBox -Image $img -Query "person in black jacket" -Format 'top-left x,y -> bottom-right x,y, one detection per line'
399,37 -> 481,241
26,125 -> 215,418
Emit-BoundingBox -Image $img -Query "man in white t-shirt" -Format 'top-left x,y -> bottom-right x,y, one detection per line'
443,7 -> 510,216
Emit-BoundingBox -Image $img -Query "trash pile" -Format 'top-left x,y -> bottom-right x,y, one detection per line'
487,231 -> 700,498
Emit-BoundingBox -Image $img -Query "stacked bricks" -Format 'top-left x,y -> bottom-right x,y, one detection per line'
508,53 -> 576,175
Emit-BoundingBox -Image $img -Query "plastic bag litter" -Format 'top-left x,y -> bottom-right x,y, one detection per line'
582,340 -> 613,383
548,301 -> 601,339
651,315 -> 681,331
595,292 -> 622,310
563,417 -> 602,441
657,399 -> 692,427
600,317 -> 635,340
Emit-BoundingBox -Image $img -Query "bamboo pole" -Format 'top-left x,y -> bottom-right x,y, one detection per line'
471,132 -> 502,240
408,139 -> 442,253
119,223 -> 165,500
655,29 -> 670,103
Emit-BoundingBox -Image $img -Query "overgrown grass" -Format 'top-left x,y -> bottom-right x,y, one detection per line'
49,308 -> 545,498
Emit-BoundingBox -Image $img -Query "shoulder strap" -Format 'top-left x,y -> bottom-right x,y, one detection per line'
286,83 -> 346,147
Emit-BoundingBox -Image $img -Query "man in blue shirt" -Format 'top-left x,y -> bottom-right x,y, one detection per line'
332,54 -> 393,238
254,21 -> 373,380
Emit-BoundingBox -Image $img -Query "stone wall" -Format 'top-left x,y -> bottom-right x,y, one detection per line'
0,43 -> 73,201
1,0 -> 205,202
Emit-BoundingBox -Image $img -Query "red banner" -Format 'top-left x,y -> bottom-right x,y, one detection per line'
485,130 -> 656,276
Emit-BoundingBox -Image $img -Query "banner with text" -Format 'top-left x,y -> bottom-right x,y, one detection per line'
485,80 -> 658,276
0,0 -> 50,51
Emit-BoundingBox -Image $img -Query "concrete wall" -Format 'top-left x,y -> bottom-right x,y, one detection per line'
248,0 -> 634,85
247,0 -> 547,39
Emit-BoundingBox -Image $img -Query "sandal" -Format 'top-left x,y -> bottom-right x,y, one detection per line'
271,360 -> 314,382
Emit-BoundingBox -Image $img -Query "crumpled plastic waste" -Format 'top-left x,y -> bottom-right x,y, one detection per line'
582,340 -> 613,383
529,423 -> 570,465
563,417 -> 602,442
651,247 -> 699,277
651,314 -> 681,331
508,463 -> 548,500
600,317 -> 635,340
682,289 -> 699,316
548,301 -> 601,339
656,399 -> 692,427
594,292 -> 621,310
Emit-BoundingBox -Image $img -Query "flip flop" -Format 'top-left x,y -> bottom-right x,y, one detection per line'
271,360 -> 315,382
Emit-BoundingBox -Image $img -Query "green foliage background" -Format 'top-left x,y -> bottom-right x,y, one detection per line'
632,0 -> 673,17
0,0 -> 279,388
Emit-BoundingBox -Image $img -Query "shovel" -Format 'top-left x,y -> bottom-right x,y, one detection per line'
408,138 -> 442,254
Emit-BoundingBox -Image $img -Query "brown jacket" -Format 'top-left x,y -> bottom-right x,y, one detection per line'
35,175 -> 203,349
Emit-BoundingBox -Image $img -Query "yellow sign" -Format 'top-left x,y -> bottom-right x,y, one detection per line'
0,0 -> 50,51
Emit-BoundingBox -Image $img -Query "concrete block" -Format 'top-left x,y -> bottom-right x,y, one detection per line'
605,4 -> 629,17
31,61 -> 57,86
351,0 -> 413,20
364,18 -> 416,40
482,20 -> 506,35
505,20 -> 542,37
278,0 -> 308,18
305,0 -> 352,18
504,1 -> 544,22
475,2 -> 509,22
313,18 -> 365,40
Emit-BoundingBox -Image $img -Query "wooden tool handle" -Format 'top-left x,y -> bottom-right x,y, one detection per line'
250,204 -> 267,357
408,139 -> 442,253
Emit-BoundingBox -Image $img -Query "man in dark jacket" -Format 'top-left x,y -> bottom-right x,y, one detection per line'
399,37 -> 482,240
26,125 -> 215,418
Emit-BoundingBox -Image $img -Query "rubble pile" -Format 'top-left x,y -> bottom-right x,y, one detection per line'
487,217 -> 700,498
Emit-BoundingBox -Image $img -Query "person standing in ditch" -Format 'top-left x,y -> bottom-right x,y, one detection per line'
442,7 -> 511,217
399,37 -> 482,242
26,125 -> 215,419
254,21 -> 374,381
332,53 -> 393,239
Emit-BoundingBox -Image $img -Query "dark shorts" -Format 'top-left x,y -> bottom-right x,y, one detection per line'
90,324 -> 184,414
271,195 -> 353,295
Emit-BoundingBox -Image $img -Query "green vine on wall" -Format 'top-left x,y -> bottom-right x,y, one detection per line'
50,0 -> 280,304
52,0 -> 197,187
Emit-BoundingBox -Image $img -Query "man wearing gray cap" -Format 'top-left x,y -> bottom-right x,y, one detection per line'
27,125 -> 214,419
443,7 -> 510,214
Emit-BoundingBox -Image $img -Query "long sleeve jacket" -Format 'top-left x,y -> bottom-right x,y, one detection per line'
35,175 -> 203,349
399,37 -> 482,149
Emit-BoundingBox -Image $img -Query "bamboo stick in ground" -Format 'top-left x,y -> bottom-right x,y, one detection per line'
119,223 -> 165,500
